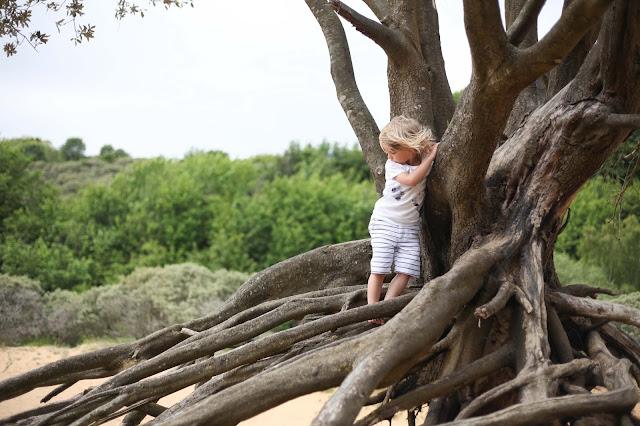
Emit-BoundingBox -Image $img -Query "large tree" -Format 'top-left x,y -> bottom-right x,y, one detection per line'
2,0 -> 640,425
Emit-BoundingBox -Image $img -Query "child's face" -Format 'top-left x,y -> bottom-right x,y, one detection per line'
385,147 -> 415,164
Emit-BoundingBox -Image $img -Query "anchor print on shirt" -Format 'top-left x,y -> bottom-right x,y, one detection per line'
392,186 -> 405,201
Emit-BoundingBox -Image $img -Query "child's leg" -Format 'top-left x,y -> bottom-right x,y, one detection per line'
384,273 -> 411,300
367,273 -> 386,305
367,273 -> 387,325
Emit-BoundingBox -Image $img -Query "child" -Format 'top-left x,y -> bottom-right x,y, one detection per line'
367,115 -> 439,325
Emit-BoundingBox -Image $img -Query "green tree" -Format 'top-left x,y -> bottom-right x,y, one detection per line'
97,145 -> 129,163
579,215 -> 640,290
453,89 -> 464,103
0,144 -> 54,231
205,170 -> 375,271
1,0 -> 190,56
99,144 -> 116,162
278,141 -> 371,182
114,148 -> 129,159
556,179 -> 625,257
60,137 -> 86,161
0,236 -> 94,291
0,137 -> 60,162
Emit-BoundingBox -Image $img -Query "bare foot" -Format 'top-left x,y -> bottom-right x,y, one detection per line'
368,318 -> 386,325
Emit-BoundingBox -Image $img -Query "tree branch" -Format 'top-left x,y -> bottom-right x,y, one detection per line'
328,0 -> 401,54
599,323 -> 640,368
154,357 -> 282,422
0,284 -> 366,403
546,306 -> 574,364
362,0 -> 388,20
304,0 -> 385,193
416,0 -> 456,136
52,296 -> 415,425
439,332 -> 637,426
519,0 -> 613,82
100,289 -> 410,394
462,0 -> 511,75
507,0 -> 546,47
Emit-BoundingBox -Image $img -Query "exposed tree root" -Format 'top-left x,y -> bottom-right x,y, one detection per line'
353,343 -> 516,426
475,281 -> 532,321
0,242 -> 371,404
5,225 -> 640,426
2,233 -> 640,426
455,358 -> 596,420
549,290 -> 640,327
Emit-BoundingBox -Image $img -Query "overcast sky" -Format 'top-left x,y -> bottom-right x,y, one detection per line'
0,1 -> 563,159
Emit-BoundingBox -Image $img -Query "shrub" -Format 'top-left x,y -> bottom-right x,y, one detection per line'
75,285 -> 163,340
45,264 -> 248,343
1,236 -> 94,292
607,292 -> 640,344
0,274 -> 46,345
31,157 -> 135,196
579,215 -> 640,291
43,289 -> 84,345
116,263 -> 248,325
554,252 -> 616,291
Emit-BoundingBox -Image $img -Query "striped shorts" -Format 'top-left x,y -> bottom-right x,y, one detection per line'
368,218 -> 421,278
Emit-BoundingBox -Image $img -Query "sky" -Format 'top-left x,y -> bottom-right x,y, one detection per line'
0,1 -> 563,160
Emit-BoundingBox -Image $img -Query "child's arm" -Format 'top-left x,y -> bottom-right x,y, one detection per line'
394,143 -> 439,187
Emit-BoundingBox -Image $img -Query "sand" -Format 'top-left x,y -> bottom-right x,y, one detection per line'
0,343 -> 420,425
7,343 -> 635,425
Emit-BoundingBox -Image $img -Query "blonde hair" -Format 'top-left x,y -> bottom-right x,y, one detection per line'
379,115 -> 436,156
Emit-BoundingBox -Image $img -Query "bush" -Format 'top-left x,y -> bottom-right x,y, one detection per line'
116,263 -> 247,325
607,292 -> 640,344
74,285 -> 161,340
1,236 -> 94,292
554,252 -> 616,291
579,215 -> 640,291
0,274 -> 46,345
16,264 -> 250,344
31,157 -> 135,196
73,264 -> 248,340
555,179 -> 621,257
44,289 -> 84,345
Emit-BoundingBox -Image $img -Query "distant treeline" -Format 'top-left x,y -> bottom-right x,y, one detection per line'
0,132 -> 639,294
0,137 -> 376,291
